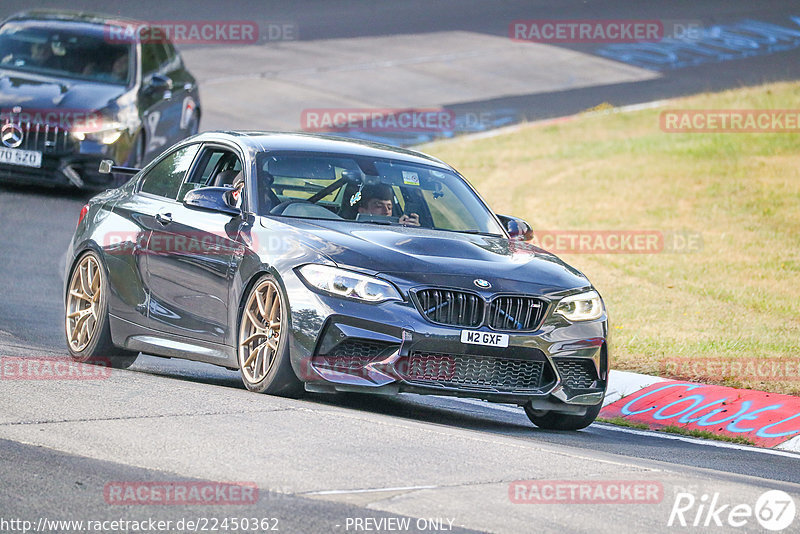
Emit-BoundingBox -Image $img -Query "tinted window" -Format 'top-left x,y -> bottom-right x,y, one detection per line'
255,152 -> 505,235
140,144 -> 200,199
141,42 -> 166,75
197,153 -> 225,184
0,23 -> 132,85
176,148 -> 241,201
163,41 -> 177,61
162,41 -> 181,71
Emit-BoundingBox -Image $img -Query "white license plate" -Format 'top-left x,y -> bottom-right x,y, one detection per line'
460,330 -> 509,347
0,147 -> 42,168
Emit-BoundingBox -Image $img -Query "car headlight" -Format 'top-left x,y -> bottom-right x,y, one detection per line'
297,264 -> 402,303
555,290 -> 604,321
72,124 -> 124,144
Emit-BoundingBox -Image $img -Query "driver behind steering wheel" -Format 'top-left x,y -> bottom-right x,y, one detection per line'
357,184 -> 419,226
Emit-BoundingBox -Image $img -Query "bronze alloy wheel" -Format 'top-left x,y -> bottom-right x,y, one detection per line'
65,251 -> 138,368
237,276 -> 302,396
66,253 -> 103,352
239,278 -> 284,384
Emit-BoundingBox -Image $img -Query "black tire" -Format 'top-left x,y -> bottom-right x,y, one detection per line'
525,402 -> 602,431
237,274 -> 303,397
65,251 -> 138,369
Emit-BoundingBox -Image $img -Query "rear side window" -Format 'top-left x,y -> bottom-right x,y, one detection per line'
139,144 -> 200,199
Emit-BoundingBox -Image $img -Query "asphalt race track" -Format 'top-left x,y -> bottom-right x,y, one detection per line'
2,2 -> 800,533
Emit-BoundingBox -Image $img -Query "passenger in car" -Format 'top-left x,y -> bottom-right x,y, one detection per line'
357,183 -> 419,226
29,41 -> 58,69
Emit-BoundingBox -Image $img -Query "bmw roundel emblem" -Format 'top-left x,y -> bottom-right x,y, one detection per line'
473,279 -> 491,289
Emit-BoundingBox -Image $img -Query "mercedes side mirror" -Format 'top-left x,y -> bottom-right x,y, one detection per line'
98,159 -> 140,175
144,73 -> 173,95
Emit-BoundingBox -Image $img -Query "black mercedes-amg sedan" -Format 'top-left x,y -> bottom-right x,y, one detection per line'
64,132 -> 609,430
0,11 -> 200,189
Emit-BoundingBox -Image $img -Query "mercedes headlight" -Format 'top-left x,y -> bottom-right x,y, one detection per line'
555,290 -> 604,322
72,122 -> 124,144
297,264 -> 402,303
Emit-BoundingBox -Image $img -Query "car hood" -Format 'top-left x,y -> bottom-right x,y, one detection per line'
261,217 -> 590,295
0,68 -> 125,111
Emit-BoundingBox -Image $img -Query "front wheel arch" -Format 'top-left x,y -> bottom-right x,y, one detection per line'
235,271 -> 303,397
64,249 -> 138,369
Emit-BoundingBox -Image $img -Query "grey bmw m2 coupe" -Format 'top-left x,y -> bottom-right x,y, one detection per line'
64,132 -> 609,430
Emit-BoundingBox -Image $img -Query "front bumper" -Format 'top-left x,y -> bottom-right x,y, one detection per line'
0,153 -> 118,189
285,273 -> 608,411
0,128 -> 133,190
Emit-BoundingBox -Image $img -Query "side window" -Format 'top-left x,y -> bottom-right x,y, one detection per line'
162,42 -> 181,71
140,144 -> 200,200
177,148 -> 242,201
197,153 -> 225,184
141,42 -> 166,76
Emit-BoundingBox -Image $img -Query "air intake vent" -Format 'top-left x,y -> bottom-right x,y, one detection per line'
554,358 -> 598,389
403,351 -> 546,392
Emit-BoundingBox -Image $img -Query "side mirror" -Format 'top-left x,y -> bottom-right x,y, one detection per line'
497,214 -> 533,241
99,159 -> 140,175
99,159 -> 113,174
144,73 -> 173,94
183,186 -> 241,216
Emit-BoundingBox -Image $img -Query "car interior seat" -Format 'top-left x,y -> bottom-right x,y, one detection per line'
212,169 -> 241,188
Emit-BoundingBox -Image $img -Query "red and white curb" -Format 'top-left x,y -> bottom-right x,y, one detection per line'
602,370 -> 800,452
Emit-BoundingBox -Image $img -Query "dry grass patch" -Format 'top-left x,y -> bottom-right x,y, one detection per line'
426,81 -> 800,395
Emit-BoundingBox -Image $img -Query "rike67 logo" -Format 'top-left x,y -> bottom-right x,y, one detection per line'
669,489 -> 796,531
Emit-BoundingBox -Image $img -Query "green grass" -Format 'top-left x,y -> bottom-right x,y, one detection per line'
597,417 -> 649,430
659,426 -> 756,446
598,417 -> 756,445
426,81 -> 800,396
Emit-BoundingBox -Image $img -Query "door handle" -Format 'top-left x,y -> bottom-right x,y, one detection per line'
155,212 -> 172,225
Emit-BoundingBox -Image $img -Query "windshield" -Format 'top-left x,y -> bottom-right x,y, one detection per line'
0,23 -> 132,85
256,152 -> 505,236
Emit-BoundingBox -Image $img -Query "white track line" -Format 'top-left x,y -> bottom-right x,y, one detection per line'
304,484 -> 438,496
593,423 -> 800,459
